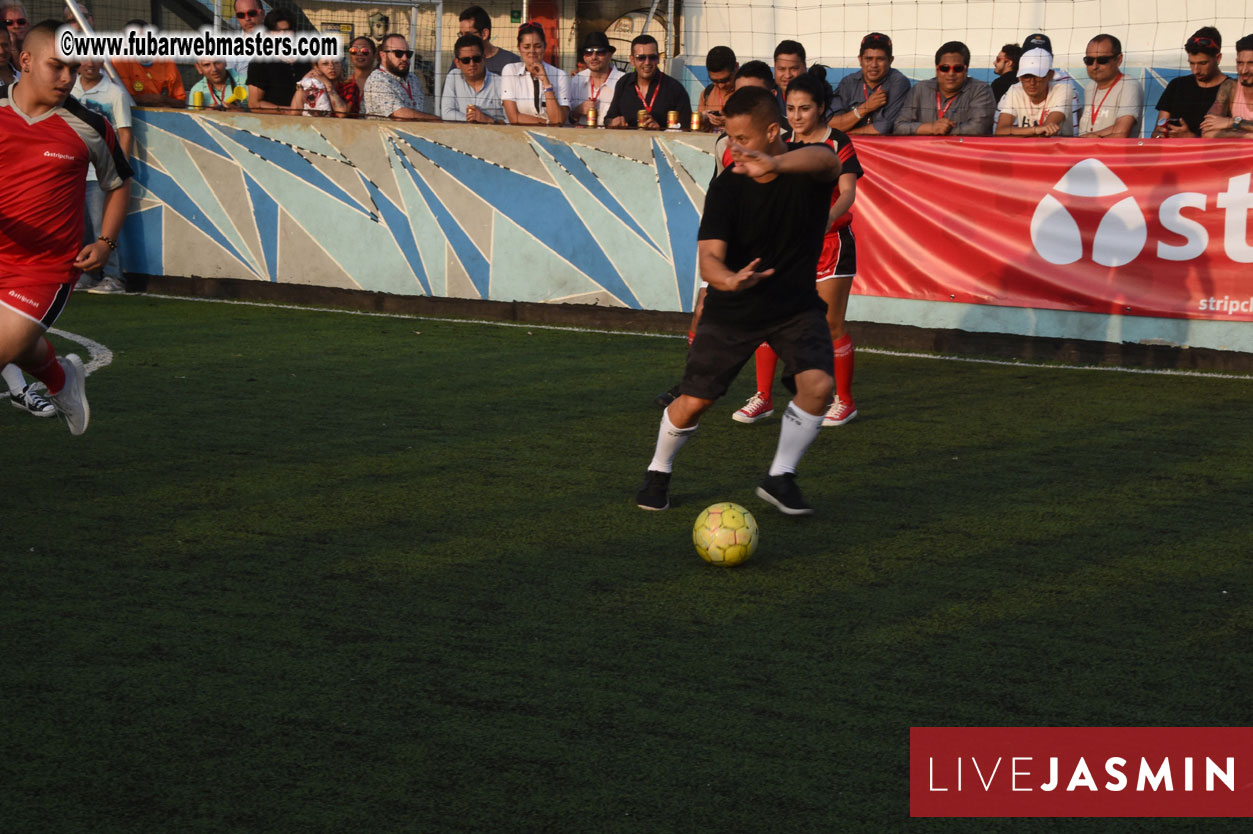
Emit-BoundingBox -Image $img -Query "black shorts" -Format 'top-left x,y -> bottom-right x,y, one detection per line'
679,307 -> 834,401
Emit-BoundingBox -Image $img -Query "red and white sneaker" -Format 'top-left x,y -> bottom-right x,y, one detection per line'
822,397 -> 857,427
732,392 -> 774,424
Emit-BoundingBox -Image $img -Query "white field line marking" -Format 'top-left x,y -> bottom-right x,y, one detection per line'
49,327 -> 114,376
142,293 -> 1253,381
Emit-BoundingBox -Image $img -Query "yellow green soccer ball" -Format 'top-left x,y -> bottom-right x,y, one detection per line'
692,502 -> 759,567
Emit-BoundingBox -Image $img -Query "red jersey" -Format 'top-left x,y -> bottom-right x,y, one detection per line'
0,86 -> 133,287
801,127 -> 863,232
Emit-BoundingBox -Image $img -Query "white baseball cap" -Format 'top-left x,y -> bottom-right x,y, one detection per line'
1017,47 -> 1053,78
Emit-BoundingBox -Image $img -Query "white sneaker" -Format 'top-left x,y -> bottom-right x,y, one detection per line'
50,354 -> 90,435
732,392 -> 774,424
74,274 -> 99,291
87,276 -> 127,294
9,383 -> 56,418
822,397 -> 858,427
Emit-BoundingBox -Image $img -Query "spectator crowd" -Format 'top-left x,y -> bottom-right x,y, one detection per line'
1,1 -> 1246,141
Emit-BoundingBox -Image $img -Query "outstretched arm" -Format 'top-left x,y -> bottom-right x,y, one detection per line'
729,143 -> 840,181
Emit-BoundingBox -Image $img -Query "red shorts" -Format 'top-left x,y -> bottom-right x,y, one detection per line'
0,281 -> 74,329
816,225 -> 857,283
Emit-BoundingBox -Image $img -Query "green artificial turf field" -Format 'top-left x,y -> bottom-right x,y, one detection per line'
3,294 -> 1250,833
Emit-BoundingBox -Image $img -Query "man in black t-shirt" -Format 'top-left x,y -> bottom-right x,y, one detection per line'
636,86 -> 840,516
605,34 -> 691,129
1153,27 -> 1230,137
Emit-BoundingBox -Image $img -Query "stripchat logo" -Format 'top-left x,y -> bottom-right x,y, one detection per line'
1031,159 -> 1147,267
1030,158 -> 1253,266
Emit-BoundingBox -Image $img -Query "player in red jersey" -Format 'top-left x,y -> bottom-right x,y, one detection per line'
0,20 -> 132,434
733,69 -> 864,427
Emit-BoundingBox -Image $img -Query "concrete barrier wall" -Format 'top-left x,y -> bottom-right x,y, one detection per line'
120,110 -> 1251,354
122,110 -> 714,313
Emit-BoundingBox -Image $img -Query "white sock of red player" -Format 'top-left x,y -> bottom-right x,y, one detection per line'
2,363 -> 26,395
768,401 -> 823,476
648,408 -> 697,472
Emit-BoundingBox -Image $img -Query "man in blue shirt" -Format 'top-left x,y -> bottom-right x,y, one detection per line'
440,34 -> 505,123
828,32 -> 911,135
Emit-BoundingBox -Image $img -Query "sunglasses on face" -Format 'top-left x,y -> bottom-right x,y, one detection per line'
633,53 -> 659,63
457,54 -> 483,64
583,48 -> 609,56
386,49 -> 414,59
236,10 -> 260,19
348,47 -> 372,55
937,64 -> 966,73
1083,55 -> 1116,65
4,17 -> 26,26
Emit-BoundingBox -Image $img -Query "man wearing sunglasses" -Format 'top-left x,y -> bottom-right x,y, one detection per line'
458,6 -> 518,77
226,0 -> 263,85
696,45 -> 737,131
569,31 -> 622,126
246,10 -> 309,114
1,1 -> 27,53
1078,34 -> 1143,138
894,40 -> 995,135
440,33 -> 503,123
1153,27 -> 1229,138
364,33 -> 439,121
605,34 -> 690,129
829,32 -> 911,135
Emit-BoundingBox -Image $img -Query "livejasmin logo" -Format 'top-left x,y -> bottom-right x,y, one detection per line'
928,754 -> 1236,793
909,727 -> 1253,818
1030,159 -> 1253,266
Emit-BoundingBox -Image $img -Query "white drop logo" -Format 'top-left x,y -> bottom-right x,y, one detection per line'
1030,159 -> 1148,267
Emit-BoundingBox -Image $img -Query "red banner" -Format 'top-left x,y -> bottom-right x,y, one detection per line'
910,727 -> 1253,817
851,138 -> 1253,322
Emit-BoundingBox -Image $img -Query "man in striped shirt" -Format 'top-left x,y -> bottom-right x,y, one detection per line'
0,20 -> 132,434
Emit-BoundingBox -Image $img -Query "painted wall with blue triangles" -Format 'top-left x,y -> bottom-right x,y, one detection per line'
121,111 -> 717,313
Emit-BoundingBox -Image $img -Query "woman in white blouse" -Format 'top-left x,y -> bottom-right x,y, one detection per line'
501,22 -> 570,125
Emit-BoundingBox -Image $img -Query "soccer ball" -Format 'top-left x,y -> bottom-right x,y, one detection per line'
692,502 -> 759,567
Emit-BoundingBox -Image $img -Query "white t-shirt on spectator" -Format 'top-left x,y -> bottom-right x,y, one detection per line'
569,66 -> 623,125
500,61 -> 571,123
1079,75 -> 1145,135
72,73 -> 133,182
997,81 -> 1075,136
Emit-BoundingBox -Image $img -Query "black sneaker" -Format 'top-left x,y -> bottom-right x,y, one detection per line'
654,384 -> 681,409
756,473 -> 813,516
636,470 -> 671,510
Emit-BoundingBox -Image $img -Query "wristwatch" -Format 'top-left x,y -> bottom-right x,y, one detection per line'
1234,116 -> 1245,129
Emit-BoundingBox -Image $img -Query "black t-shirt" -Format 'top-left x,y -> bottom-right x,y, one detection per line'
247,59 -> 313,109
989,72 -> 1016,106
697,143 -> 837,326
1156,74 -> 1228,135
604,71 -> 691,127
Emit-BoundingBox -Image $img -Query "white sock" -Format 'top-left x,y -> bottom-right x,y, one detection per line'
2,364 -> 27,396
648,409 -> 697,473
768,400 -> 824,476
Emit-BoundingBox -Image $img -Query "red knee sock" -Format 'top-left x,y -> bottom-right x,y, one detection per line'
687,329 -> 695,346
755,343 -> 777,400
22,338 -> 65,395
833,333 -> 854,403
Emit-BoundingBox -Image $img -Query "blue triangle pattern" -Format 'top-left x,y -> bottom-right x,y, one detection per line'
135,110 -> 232,159
357,170 -> 432,296
243,173 -> 279,282
393,132 -> 641,309
391,142 -> 489,298
208,122 -> 373,218
128,157 -> 254,275
652,140 -> 701,313
527,132 -> 661,254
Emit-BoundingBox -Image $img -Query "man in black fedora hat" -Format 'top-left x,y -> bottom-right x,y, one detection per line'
570,31 -> 623,125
